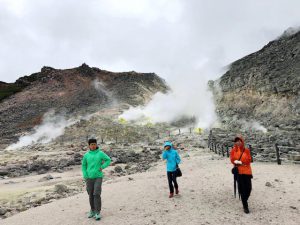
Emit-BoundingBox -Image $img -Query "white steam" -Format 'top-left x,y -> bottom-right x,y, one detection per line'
93,79 -> 111,98
6,80 -> 118,150
93,79 -> 118,106
242,120 -> 268,133
278,26 -> 300,39
120,63 -> 221,129
6,111 -> 77,150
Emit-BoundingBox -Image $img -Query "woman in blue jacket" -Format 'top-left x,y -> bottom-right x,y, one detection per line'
162,141 -> 181,198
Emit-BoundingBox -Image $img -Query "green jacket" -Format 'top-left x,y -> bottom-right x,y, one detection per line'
82,148 -> 111,179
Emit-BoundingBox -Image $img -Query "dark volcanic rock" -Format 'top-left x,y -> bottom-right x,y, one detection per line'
209,29 -> 300,158
0,207 -> 7,216
211,30 -> 299,130
0,170 -> 9,176
54,184 -> 69,194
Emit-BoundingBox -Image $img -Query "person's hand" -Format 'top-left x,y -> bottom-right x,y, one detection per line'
99,167 -> 102,172
234,160 -> 242,165
164,146 -> 171,151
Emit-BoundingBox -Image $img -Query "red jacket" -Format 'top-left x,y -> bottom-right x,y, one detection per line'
230,136 -> 252,175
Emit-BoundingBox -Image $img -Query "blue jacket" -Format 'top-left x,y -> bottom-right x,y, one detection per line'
162,141 -> 181,172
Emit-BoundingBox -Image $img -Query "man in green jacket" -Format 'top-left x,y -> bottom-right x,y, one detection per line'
82,138 -> 111,221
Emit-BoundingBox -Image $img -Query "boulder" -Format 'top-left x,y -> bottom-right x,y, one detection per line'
114,166 -> 123,173
54,184 -> 69,194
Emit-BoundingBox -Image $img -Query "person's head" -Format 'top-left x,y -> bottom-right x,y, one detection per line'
234,137 -> 243,147
88,138 -> 97,150
164,141 -> 172,150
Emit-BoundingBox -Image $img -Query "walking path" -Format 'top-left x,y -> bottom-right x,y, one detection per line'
2,148 -> 299,225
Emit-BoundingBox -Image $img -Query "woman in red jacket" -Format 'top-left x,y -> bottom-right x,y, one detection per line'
230,136 -> 253,214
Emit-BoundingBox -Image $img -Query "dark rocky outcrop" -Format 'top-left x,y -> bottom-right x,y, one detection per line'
209,29 -> 300,159
210,30 -> 299,130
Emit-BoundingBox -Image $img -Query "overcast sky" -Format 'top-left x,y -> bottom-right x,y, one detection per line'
0,0 -> 300,83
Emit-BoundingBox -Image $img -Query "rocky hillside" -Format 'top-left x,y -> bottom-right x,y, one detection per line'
209,29 -> 300,158
0,64 -> 168,146
210,30 -> 299,131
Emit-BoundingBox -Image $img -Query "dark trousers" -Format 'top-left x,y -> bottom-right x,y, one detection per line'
238,174 -> 252,209
86,178 -> 103,213
167,171 -> 178,193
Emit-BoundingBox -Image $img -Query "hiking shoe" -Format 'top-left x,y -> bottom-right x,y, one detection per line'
169,193 -> 174,198
94,213 -> 101,221
87,211 -> 95,218
175,189 -> 179,195
244,207 -> 250,214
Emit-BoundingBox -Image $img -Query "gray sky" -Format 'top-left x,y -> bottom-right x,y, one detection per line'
1,0 -> 300,83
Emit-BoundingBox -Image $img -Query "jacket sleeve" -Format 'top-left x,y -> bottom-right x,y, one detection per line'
230,147 -> 235,165
162,151 -> 167,160
176,151 -> 181,164
100,152 -> 111,170
82,154 -> 88,179
241,149 -> 252,165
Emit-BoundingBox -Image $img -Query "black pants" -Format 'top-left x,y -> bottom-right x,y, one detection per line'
86,178 -> 103,213
167,171 -> 178,193
238,174 -> 252,208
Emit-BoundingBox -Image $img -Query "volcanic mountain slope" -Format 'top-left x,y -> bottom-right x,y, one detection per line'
0,64 -> 168,146
210,29 -> 300,132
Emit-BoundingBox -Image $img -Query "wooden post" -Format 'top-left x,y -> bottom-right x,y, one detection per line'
101,137 -> 104,144
179,129 -> 181,135
226,145 -> 229,157
157,133 -> 160,139
222,145 -> 225,157
208,130 -> 212,149
275,143 -> 281,165
208,132 -> 211,148
190,128 -> 192,134
214,142 -> 217,154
